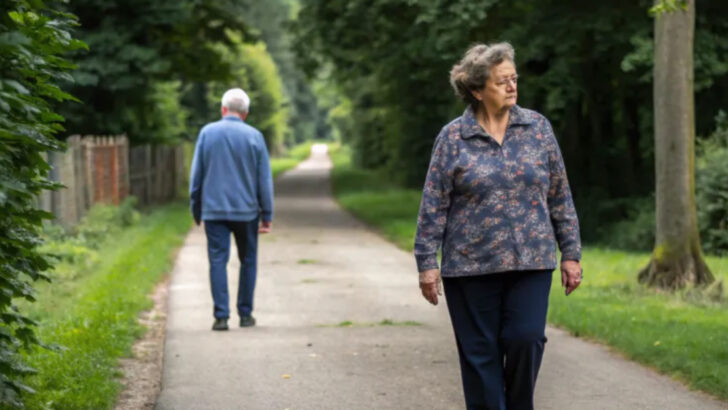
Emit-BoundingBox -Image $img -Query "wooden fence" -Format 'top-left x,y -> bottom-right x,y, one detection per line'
39,135 -> 185,228
128,144 -> 185,206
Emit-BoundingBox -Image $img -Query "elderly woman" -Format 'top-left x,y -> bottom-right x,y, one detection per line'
414,42 -> 582,410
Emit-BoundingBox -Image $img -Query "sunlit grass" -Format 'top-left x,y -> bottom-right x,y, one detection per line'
21,203 -> 191,409
328,144 -> 728,400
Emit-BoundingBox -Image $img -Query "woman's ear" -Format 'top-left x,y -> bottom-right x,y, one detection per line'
470,88 -> 484,103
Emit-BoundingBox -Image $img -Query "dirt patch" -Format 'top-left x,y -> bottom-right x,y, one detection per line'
114,277 -> 169,410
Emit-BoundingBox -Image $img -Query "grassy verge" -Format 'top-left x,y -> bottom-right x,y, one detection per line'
20,202 -> 191,409
328,145 -> 728,400
330,145 -> 423,250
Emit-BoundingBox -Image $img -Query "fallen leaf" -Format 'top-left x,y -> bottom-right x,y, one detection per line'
281,374 -> 291,379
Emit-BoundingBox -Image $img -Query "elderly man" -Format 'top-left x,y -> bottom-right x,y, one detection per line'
189,88 -> 274,331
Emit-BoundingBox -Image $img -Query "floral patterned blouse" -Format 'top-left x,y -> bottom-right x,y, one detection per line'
414,104 -> 581,277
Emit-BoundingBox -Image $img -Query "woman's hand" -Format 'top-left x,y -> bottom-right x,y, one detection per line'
419,269 -> 442,305
561,260 -> 582,296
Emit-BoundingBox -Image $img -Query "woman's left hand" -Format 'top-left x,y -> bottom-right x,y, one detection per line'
561,260 -> 582,296
419,269 -> 442,305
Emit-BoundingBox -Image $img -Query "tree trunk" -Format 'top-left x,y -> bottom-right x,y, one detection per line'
639,0 -> 714,289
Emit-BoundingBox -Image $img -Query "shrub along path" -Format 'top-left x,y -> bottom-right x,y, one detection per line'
156,145 -> 726,410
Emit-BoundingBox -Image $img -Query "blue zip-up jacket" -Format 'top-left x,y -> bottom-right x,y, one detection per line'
189,116 -> 273,223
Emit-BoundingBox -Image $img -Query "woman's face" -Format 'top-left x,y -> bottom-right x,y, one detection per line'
472,60 -> 518,112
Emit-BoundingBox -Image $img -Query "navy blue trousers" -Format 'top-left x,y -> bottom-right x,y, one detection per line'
204,219 -> 259,319
443,270 -> 552,410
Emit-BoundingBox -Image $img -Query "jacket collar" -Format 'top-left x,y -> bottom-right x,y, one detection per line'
222,115 -> 244,122
461,104 -> 533,139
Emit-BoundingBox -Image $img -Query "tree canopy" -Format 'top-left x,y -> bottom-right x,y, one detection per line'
58,0 -> 251,144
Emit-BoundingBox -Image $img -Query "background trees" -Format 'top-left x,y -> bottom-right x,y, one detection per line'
207,36 -> 290,154
57,0 -> 250,144
294,0 -> 728,248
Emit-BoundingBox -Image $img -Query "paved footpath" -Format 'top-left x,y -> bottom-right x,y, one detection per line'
156,145 -> 727,410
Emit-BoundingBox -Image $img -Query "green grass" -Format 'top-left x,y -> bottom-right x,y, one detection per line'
328,145 -> 728,400
20,203 -> 191,409
548,250 -> 728,399
330,145 -> 422,250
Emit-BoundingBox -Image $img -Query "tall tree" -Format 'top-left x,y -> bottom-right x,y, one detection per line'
639,0 -> 713,288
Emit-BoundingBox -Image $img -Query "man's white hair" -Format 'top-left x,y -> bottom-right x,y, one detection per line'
221,88 -> 250,114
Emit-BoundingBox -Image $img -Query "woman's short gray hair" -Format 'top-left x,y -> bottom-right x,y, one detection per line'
449,42 -> 515,109
221,88 -> 250,114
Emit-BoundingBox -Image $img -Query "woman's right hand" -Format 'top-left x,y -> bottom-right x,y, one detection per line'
419,269 -> 442,305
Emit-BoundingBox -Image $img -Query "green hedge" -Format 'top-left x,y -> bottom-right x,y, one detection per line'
0,1 -> 84,406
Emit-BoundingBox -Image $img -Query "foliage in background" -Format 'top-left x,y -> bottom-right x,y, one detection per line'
599,112 -> 728,256
295,0 -> 486,185
42,198 -> 140,267
237,0 -> 326,144
697,111 -> 728,255
21,203 -> 190,409
59,0 -> 251,144
0,1 -> 85,406
597,197 -> 655,253
207,35 -> 290,154
183,0 -> 326,146
295,0 -> 728,242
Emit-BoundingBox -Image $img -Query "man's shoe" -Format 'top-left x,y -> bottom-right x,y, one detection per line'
212,318 -> 229,331
239,315 -> 256,327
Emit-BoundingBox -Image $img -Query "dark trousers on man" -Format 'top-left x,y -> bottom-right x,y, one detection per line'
443,269 -> 553,410
204,219 -> 259,319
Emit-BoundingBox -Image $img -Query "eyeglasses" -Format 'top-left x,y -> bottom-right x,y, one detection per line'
493,75 -> 518,87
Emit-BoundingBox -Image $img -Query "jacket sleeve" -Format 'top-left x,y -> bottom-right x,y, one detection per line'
189,131 -> 205,224
256,134 -> 274,222
414,127 -> 456,272
544,119 -> 581,262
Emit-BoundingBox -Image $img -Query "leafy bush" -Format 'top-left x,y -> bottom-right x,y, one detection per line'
41,198 -> 140,270
598,197 -> 655,252
599,112 -> 728,255
0,1 -> 84,406
697,111 -> 728,255
74,197 -> 140,248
